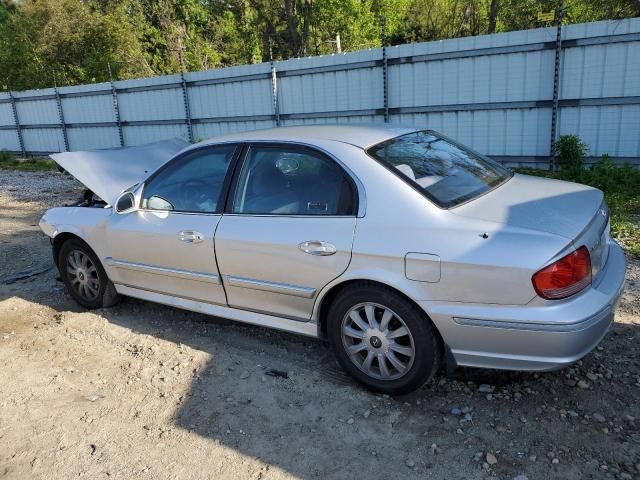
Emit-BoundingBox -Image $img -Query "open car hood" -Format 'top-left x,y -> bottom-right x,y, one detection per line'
50,139 -> 190,206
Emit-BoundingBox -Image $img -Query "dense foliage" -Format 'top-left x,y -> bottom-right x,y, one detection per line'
1,0 -> 639,90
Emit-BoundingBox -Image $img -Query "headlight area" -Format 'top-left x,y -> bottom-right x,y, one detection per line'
38,214 -> 57,238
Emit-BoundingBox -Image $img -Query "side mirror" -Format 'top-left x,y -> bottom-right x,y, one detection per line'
114,191 -> 136,214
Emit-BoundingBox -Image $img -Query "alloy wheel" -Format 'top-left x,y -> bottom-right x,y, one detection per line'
66,249 -> 100,301
341,302 -> 416,381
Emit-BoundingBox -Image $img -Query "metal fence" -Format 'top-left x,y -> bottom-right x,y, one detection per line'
1,18 -> 639,168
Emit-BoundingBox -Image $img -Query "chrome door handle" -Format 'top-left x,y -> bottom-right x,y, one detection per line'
178,230 -> 204,244
298,240 -> 337,256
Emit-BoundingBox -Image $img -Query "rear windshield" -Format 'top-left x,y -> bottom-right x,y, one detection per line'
367,130 -> 512,208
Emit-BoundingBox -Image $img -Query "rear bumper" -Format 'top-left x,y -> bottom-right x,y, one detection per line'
421,241 -> 626,371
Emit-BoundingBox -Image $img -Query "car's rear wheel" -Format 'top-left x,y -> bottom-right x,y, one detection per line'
58,238 -> 120,309
327,283 -> 441,395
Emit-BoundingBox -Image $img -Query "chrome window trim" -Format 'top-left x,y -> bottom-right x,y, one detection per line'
137,143 -> 240,215
226,275 -> 316,298
190,139 -> 367,218
135,209 -> 222,217
221,213 -> 356,219
105,257 -> 220,284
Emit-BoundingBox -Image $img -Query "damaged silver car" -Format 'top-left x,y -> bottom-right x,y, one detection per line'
40,125 -> 626,394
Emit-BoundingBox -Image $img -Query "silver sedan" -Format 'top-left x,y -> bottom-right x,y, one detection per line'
39,125 -> 626,394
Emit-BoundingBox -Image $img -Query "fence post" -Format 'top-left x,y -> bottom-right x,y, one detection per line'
8,88 -> 26,157
108,64 -> 125,147
178,51 -> 194,143
53,75 -> 70,152
381,16 -> 389,123
549,0 -> 564,170
271,62 -> 281,127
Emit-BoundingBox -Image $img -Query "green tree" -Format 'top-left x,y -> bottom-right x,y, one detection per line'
0,0 -> 150,90
1,0 -> 639,91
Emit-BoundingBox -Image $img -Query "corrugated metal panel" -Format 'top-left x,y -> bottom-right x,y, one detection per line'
0,130 -> 20,151
284,115 -> 381,127
278,49 -> 383,114
193,120 -> 274,139
67,127 -> 121,151
0,18 -> 637,164
21,128 -> 65,153
279,66 -> 383,114
0,103 -> 15,127
63,94 -> 115,123
556,18 -> 640,159
113,73 -> 183,90
122,124 -> 189,146
559,104 -> 640,157
14,91 -> 59,125
392,108 -> 550,156
563,17 -> 640,39
187,63 -> 273,120
189,79 -> 272,118
118,88 -> 185,121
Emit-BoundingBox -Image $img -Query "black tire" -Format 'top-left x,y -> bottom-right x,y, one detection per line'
327,283 -> 441,395
58,238 -> 120,309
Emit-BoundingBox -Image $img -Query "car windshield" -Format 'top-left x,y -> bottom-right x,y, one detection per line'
367,130 -> 512,208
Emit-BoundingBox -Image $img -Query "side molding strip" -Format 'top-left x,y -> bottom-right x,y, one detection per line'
453,305 -> 611,332
114,284 -> 318,337
105,257 -> 220,284
227,275 -> 316,298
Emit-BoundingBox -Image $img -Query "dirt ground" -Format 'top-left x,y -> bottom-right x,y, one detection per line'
0,170 -> 639,480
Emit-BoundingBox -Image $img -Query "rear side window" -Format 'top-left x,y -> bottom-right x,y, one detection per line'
142,145 -> 236,213
367,131 -> 512,208
232,146 -> 356,215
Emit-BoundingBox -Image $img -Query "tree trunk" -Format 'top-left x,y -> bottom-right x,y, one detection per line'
458,5 -> 471,36
301,0 -> 312,56
284,0 -> 301,56
488,0 -> 499,34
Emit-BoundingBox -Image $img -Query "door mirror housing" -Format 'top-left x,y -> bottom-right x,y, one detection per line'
114,191 -> 137,214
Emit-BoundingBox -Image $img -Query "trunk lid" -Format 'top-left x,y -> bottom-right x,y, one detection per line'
452,173 -> 604,240
452,173 -> 610,278
50,139 -> 190,206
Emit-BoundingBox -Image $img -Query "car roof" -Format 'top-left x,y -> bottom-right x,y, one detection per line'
196,124 -> 418,150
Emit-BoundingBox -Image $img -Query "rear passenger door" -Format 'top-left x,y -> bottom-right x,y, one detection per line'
215,144 -> 358,320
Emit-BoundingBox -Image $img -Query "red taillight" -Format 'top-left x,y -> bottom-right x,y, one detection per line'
532,246 -> 592,300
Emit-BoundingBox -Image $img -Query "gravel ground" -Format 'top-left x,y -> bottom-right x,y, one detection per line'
0,169 -> 639,480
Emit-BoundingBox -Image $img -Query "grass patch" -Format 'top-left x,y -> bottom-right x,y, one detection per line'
517,157 -> 640,257
0,151 -> 57,171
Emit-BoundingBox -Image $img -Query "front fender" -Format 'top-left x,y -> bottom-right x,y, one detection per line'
39,207 -> 112,263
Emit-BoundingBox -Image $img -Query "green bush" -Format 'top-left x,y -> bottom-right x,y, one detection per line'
552,134 -> 588,178
0,150 -> 14,163
0,152 -> 57,171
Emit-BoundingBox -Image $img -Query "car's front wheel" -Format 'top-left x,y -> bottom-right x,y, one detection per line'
327,283 -> 441,395
58,238 -> 120,309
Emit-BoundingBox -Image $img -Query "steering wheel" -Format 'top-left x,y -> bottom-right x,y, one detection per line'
179,178 -> 210,209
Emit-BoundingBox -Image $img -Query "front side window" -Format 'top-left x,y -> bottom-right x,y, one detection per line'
142,145 -> 236,213
367,131 -> 512,208
232,146 -> 356,215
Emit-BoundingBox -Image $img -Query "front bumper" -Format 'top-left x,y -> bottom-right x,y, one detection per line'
421,241 -> 627,371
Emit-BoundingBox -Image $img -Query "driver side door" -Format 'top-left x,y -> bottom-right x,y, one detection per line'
104,144 -> 239,305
